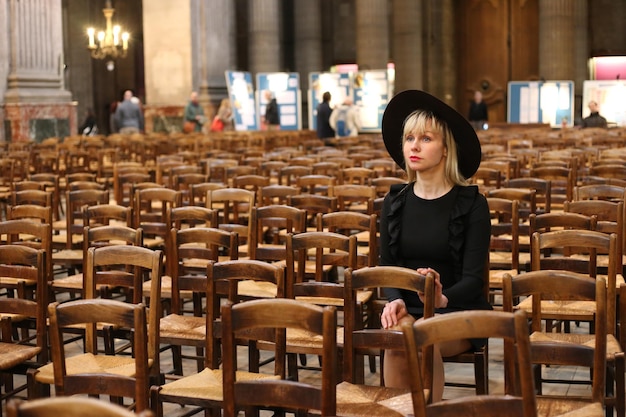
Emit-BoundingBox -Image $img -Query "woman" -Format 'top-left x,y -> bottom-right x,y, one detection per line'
213,98 -> 234,131
378,90 -> 491,401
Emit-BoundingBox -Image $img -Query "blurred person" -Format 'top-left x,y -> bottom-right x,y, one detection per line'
329,97 -> 360,137
468,90 -> 488,130
263,90 -> 280,130
316,91 -> 335,139
211,98 -> 234,132
114,90 -> 144,134
582,100 -> 608,128
183,91 -> 206,133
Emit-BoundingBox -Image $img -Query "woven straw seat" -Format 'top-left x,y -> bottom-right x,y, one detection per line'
158,368 -> 279,400
51,249 -> 82,263
142,275 -> 192,299
159,314 -> 205,342
335,382 -> 412,417
0,342 -> 41,370
33,352 -> 152,385
536,399 -> 604,417
0,277 -> 36,287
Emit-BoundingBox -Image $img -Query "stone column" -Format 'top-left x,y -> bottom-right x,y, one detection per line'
391,0 -> 424,93
142,0 -> 192,132
589,0 -> 626,56
294,0 -> 323,129
573,0 -> 588,121
355,0 -> 389,70
294,1 -> 322,92
248,0 -> 282,74
1,0 -> 74,142
194,0 -> 236,112
424,0 -> 455,107
538,0 -> 575,81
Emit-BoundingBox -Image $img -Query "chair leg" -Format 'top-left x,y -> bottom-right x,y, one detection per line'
26,369 -> 49,400
474,350 -> 488,395
149,385 -> 163,417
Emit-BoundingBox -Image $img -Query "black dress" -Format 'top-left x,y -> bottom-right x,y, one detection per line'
380,183 -> 492,319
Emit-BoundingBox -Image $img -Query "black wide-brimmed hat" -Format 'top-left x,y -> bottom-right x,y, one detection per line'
381,90 -> 481,179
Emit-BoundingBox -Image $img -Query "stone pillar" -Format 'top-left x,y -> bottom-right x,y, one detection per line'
194,0 -> 236,113
142,0 -> 192,132
1,0 -> 74,142
355,0 -> 389,70
294,1 -> 322,92
391,0 -> 424,93
424,0 -> 456,107
538,0 -> 575,81
294,0 -> 323,129
589,0 -> 626,56
573,0 -> 588,121
248,0 -> 282,74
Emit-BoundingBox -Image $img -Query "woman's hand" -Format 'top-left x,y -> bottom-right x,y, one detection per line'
416,267 -> 448,309
381,299 -> 408,329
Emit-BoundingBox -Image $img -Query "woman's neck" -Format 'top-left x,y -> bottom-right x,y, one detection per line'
413,176 -> 452,200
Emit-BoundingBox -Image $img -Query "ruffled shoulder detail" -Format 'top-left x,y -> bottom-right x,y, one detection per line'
448,185 -> 480,276
386,182 -> 411,263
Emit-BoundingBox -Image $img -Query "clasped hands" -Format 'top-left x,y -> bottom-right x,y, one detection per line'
380,267 -> 448,329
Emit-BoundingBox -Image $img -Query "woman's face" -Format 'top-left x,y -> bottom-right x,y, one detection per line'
403,121 -> 447,175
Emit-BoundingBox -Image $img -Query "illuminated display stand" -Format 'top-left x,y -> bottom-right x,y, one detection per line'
507,80 -> 574,128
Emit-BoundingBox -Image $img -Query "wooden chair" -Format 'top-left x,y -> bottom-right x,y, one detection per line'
172,173 -> 208,206
133,187 -> 182,249
116,171 -> 151,207
7,397 -> 154,417
258,184 -> 300,206
524,229 -> 625,415
329,184 -> 376,214
277,165 -> 312,186
502,271 -> 611,417
0,220 -> 52,299
472,167 -> 502,194
27,245 -> 163,409
150,260 -> 284,417
0,246 -> 47,411
529,166 -> 575,210
222,298 -> 338,417
159,227 -> 239,375
169,206 -> 217,230
232,175 -> 270,205
505,177 -> 552,215
83,204 -> 132,228
402,309 -> 538,417
486,197 -> 520,305
50,225 -> 144,302
296,174 -> 336,196
45,299 -> 152,412
316,211 -> 378,268
341,167 -> 375,185
206,188 -> 255,254
287,194 -> 338,230
340,266 -> 434,417
189,182 -> 225,207
7,205 -> 52,225
248,204 -> 306,263
10,190 -> 51,209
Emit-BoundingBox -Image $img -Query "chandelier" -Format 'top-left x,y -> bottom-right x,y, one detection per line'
86,0 -> 129,60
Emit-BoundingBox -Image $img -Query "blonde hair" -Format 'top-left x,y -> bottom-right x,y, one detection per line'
402,110 -> 469,185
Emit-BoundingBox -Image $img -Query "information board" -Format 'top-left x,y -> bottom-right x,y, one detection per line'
225,71 -> 258,131
308,72 -> 351,131
582,80 -> 626,127
507,80 -> 574,128
256,72 -> 302,131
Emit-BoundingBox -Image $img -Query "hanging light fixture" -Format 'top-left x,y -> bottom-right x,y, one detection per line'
86,0 -> 130,60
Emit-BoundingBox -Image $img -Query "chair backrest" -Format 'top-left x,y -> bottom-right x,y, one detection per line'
133,187 -> 182,240
65,189 -> 110,249
249,205 -> 306,262
530,229 -> 618,334
505,177 -> 552,215
343,266 -> 434,384
0,219 -> 52,284
222,298 -> 337,417
11,190 -> 52,208
402,309 -> 537,417
7,205 -> 52,224
169,226 -> 239,314
84,204 -> 132,227
502,271 -> 607,405
206,260 -> 285,369
286,231 -> 357,293
487,197 -> 520,273
6,397 -> 154,417
317,211 -> 378,267
206,188 -> 255,246
189,182 -> 225,207
84,245 -> 163,369
169,206 -> 218,229
47,298 -> 150,411
329,184 -> 376,213
0,245 -> 47,363
258,184 -> 300,206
